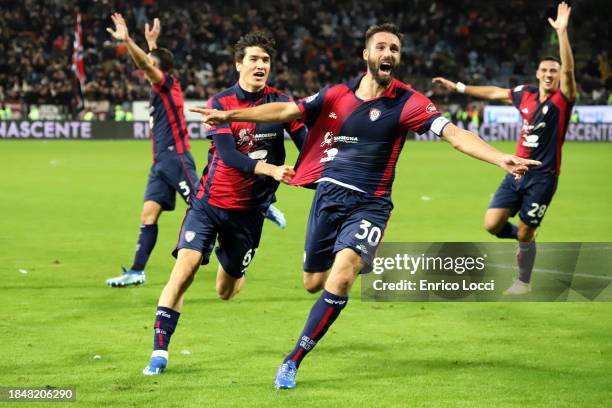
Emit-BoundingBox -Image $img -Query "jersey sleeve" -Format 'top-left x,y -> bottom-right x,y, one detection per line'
399,92 -> 449,136
151,72 -> 174,94
204,96 -> 232,139
508,85 -> 526,109
296,87 -> 329,128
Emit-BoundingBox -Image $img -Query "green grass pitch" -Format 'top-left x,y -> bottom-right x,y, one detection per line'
1,140 -> 611,407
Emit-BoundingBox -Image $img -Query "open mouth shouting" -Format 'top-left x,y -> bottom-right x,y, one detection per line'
253,71 -> 266,80
379,61 -> 393,76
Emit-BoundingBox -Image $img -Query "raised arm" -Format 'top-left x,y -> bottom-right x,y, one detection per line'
107,13 -> 163,85
145,18 -> 160,51
441,122 -> 540,179
190,102 -> 302,126
432,77 -> 511,103
548,2 -> 576,99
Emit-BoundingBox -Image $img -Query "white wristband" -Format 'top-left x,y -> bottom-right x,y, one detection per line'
456,82 -> 466,94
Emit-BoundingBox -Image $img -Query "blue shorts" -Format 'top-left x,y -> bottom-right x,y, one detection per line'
303,182 -> 392,272
144,151 -> 199,211
173,199 -> 265,278
489,172 -> 558,228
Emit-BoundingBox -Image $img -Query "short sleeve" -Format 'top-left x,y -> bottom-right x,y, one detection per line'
509,85 -> 526,109
205,96 -> 232,138
400,92 -> 449,136
297,87 -> 329,127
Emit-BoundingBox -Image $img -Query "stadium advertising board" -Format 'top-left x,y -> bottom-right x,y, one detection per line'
2,120 -> 612,142
484,105 -> 612,124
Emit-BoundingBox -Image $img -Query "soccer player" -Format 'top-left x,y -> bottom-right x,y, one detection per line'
433,2 -> 576,295
105,15 -> 199,287
192,23 -> 540,389
142,31 -> 307,375
104,16 -> 289,287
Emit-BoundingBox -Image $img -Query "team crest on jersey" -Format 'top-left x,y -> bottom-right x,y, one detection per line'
237,128 -> 254,147
369,108 -> 381,122
184,231 -> 196,242
426,103 -> 437,114
320,131 -> 334,147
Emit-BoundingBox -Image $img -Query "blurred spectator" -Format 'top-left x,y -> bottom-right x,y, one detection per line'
0,0 -> 609,120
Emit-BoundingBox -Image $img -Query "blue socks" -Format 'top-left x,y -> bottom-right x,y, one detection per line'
131,224 -> 158,271
517,241 -> 536,283
153,306 -> 180,351
495,222 -> 518,239
284,290 -> 348,368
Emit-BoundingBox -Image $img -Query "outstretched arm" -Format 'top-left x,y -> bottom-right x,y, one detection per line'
107,13 -> 163,85
145,18 -> 160,51
441,122 -> 540,179
190,102 -> 302,126
432,77 -> 511,103
548,2 -> 576,99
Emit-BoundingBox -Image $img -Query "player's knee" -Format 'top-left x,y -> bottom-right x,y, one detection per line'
483,217 -> 503,234
303,277 -> 324,294
517,227 -> 536,242
216,288 -> 235,301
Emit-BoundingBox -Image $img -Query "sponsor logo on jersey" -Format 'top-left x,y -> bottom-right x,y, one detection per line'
542,105 -> 549,115
320,148 -> 338,163
514,85 -> 524,92
185,230 -> 196,242
425,103 -> 437,114
369,108 -> 381,122
521,120 -> 546,148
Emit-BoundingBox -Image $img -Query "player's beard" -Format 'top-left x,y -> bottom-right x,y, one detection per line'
368,57 -> 394,87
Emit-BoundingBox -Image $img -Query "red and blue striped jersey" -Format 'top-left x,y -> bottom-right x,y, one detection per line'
290,75 -> 449,198
509,85 -> 574,176
149,73 -> 191,161
197,83 -> 306,210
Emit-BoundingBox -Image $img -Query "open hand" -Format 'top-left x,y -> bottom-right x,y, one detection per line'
548,2 -> 571,32
145,18 -> 161,45
432,77 -> 457,92
106,13 -> 130,42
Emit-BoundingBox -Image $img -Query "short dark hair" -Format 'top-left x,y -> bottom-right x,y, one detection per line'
365,23 -> 403,47
234,31 -> 276,63
539,55 -> 561,65
150,48 -> 174,72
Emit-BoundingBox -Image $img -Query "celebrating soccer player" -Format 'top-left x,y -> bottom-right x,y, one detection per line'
105,14 -> 199,287
192,23 -> 540,389
142,31 -> 306,375
433,2 -> 576,295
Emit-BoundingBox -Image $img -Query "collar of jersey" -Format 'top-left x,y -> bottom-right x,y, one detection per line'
348,73 -> 399,101
234,83 -> 266,102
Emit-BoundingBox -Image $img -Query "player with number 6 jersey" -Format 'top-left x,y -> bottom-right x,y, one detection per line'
192,23 -> 540,389
142,31 -> 306,376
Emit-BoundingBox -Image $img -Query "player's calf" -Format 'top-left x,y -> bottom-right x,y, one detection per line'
215,265 -> 245,300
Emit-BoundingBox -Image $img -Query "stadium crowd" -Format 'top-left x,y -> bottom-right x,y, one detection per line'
0,0 -> 610,119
